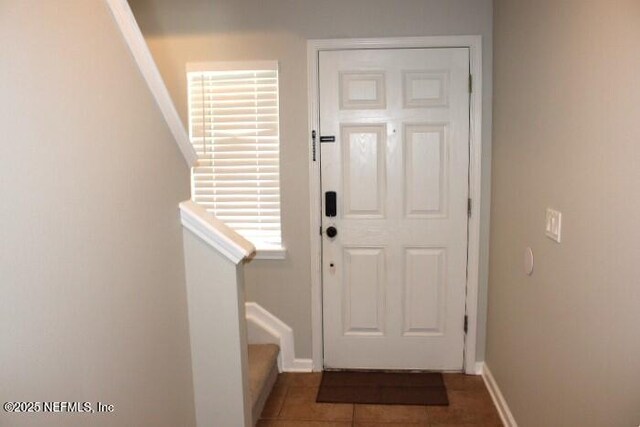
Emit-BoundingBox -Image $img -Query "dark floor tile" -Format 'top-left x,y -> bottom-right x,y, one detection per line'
278,386 -> 353,422
354,404 -> 429,424
431,424 -> 503,427
261,382 -> 288,419
277,372 -> 323,388
257,420 -> 351,427
443,373 -> 487,391
427,390 -> 502,425
261,373 -> 502,426
354,423 -> 427,427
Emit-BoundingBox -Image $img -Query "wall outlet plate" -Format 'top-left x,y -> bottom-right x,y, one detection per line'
545,208 -> 562,243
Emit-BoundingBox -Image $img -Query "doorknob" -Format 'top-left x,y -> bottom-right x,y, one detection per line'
326,226 -> 338,238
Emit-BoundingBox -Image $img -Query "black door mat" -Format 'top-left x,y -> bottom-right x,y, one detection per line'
316,370 -> 449,406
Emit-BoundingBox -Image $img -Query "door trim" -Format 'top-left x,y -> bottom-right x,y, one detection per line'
307,36 -> 483,374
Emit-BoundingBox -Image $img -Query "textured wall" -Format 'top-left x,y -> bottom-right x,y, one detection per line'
0,1 -> 194,425
130,0 -> 493,361
488,0 -> 640,425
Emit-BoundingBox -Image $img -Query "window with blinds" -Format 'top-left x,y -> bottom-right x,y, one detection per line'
187,62 -> 282,249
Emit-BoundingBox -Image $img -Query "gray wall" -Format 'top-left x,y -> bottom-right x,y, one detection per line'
0,1 -> 195,426
130,0 -> 493,361
488,0 -> 640,425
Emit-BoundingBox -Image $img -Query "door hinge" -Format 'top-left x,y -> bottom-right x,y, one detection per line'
311,130 -> 317,162
468,74 -> 473,93
464,315 -> 468,334
467,198 -> 472,217
319,226 -> 322,236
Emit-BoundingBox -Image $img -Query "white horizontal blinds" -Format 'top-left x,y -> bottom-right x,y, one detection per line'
188,65 -> 282,247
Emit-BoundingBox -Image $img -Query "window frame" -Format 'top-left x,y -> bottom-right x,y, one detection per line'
187,60 -> 286,260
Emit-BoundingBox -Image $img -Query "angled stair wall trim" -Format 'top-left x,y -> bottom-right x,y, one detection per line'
246,302 -> 313,372
105,0 -> 198,167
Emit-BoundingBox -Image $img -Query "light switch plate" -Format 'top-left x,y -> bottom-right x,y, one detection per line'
545,208 -> 562,243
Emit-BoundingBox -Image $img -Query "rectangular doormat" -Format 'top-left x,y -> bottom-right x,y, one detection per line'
316,370 -> 449,406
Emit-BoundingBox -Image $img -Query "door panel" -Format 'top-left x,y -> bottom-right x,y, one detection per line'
342,247 -> 386,335
320,48 -> 469,370
340,72 -> 386,110
403,247 -> 445,336
341,124 -> 386,218
404,123 -> 447,217
402,70 -> 449,108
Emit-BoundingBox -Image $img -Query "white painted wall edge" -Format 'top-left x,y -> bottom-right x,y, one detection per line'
480,363 -> 518,427
105,0 -> 198,167
180,201 -> 256,265
245,302 -> 313,373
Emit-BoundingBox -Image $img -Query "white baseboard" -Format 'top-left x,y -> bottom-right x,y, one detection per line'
474,361 -> 485,375
245,302 -> 313,373
481,363 -> 518,427
289,358 -> 314,372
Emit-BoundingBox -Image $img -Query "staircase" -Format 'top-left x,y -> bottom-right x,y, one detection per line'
248,343 -> 280,424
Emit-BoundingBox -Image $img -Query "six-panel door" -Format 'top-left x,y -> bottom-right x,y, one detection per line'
320,48 -> 470,370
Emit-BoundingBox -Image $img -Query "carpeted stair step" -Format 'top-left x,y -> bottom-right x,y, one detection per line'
248,343 -> 279,424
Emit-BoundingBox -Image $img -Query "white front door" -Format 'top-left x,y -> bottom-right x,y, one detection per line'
319,48 -> 470,370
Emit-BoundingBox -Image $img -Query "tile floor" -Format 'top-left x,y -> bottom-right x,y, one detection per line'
258,372 -> 503,426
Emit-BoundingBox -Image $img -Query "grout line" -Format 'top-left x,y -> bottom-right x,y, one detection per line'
352,403 -> 355,426
276,378 -> 290,418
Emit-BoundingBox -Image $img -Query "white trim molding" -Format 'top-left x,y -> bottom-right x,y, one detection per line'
254,247 -> 288,260
187,61 -> 279,73
180,201 -> 256,264
245,303 -> 313,372
474,361 -> 485,375
481,363 -> 518,427
307,36 -> 484,373
288,358 -> 314,372
105,0 -> 198,167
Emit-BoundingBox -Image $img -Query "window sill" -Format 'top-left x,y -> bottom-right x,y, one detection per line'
253,246 -> 287,260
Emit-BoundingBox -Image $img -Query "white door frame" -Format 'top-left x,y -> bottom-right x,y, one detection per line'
307,36 -> 483,375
